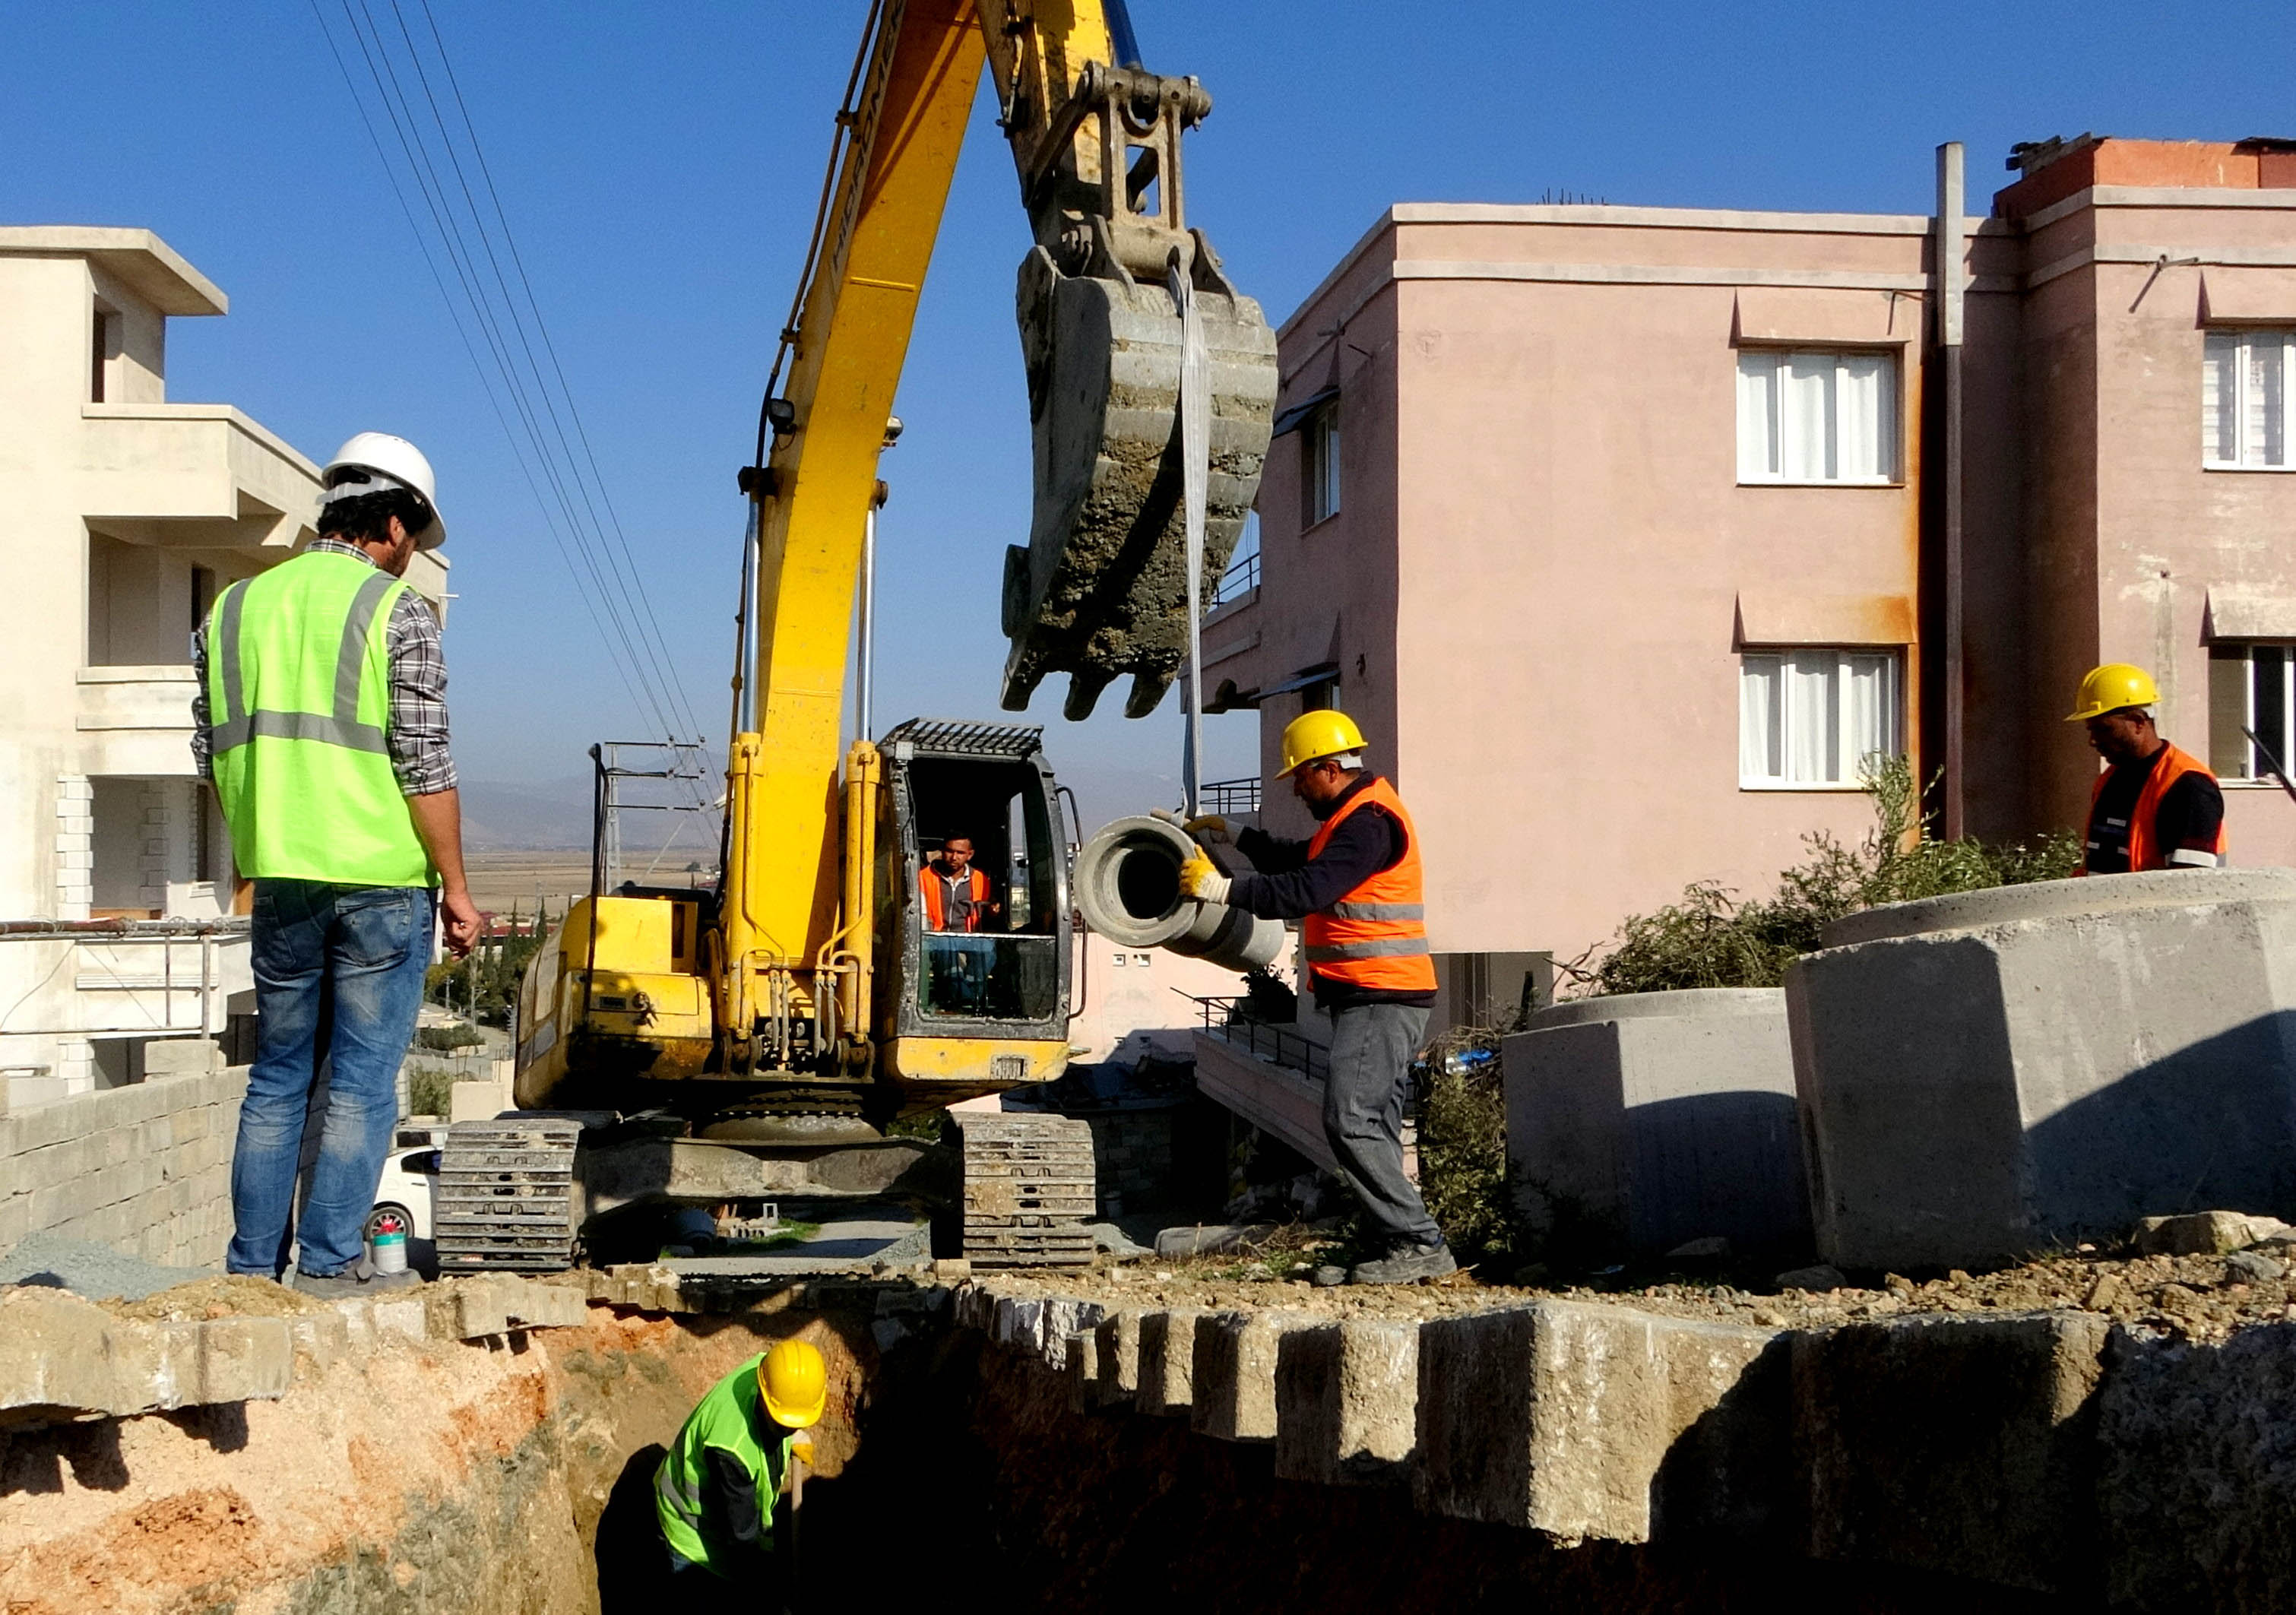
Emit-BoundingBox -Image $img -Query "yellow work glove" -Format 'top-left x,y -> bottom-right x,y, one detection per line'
1179,850 -> 1232,905
1183,814 -> 1232,844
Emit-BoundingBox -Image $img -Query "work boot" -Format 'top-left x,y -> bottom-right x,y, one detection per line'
1348,1240 -> 1458,1286
293,1257 -> 423,1300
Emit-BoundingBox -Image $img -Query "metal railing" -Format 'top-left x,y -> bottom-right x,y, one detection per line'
1211,549 -> 1259,606
1201,776 -> 1261,815
1189,993 -> 1329,1082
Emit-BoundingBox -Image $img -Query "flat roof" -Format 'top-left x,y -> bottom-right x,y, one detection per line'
0,226 -> 226,315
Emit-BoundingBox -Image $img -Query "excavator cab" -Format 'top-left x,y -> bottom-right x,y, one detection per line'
873,719 -> 1072,1111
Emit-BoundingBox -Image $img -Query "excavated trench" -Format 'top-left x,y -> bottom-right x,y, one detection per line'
0,1276 -> 2081,1615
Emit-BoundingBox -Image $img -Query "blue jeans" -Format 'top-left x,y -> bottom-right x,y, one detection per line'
227,880 -> 435,1278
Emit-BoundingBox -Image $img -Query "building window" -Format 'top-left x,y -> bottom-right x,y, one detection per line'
1303,401 -> 1341,524
2210,642 -> 2296,778
1739,649 -> 1901,787
90,306 -> 116,404
1735,350 -> 1898,484
2203,330 -> 2295,470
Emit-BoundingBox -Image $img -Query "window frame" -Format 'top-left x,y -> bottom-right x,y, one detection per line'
1302,401 -> 1341,527
1734,347 -> 1902,488
2202,328 -> 2296,472
2209,641 -> 2296,783
1737,646 -> 1905,791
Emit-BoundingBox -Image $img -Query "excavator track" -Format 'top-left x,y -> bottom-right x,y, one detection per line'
435,1116 -> 582,1273
954,1113 -> 1098,1266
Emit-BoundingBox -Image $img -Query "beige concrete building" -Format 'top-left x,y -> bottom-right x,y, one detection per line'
0,227 -> 446,1107
1204,138 -> 2296,967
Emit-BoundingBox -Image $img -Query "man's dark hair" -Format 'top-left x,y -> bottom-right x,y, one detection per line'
317,487 -> 434,545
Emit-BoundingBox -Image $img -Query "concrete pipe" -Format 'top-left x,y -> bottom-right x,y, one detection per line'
1073,815 -> 1285,974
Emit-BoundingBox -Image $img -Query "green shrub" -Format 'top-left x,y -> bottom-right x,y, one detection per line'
406,1064 -> 454,1118
416,1023 -> 483,1053
1586,756 -> 2080,995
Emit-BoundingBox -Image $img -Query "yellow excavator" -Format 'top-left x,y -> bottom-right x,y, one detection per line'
437,0 -> 1275,1271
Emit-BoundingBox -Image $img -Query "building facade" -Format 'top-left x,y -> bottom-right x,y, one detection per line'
1204,138 -> 2296,966
0,227 -> 447,1107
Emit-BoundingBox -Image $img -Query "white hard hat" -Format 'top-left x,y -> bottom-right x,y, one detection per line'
320,432 -> 447,550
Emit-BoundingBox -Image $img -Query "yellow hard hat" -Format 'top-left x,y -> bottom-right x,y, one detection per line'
2066,663 -> 2160,723
1276,709 -> 1367,777
756,1339 -> 826,1429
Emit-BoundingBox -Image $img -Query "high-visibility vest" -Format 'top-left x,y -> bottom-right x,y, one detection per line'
204,550 -> 435,887
2082,741 -> 2226,874
919,865 -> 989,931
654,1354 -> 793,1576
1301,775 -> 1436,993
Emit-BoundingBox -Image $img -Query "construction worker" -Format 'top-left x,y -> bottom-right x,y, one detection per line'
195,434 -> 482,1298
2068,663 -> 2226,873
1179,711 -> 1455,1285
654,1338 -> 825,1606
918,834 -> 997,932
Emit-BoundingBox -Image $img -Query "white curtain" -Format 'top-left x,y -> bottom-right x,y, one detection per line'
2204,331 -> 2238,464
1843,653 -> 1895,775
1837,353 -> 1892,481
2248,336 -> 2287,467
1781,353 -> 1835,480
1737,353 -> 1780,480
1740,654 -> 1782,781
1783,651 -> 1840,782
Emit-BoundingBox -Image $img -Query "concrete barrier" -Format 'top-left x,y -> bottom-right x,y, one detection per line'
1138,1307 -> 1204,1417
1788,869 -> 2296,1270
2097,1320 -> 2296,1610
1412,1300 -> 1786,1544
1190,1309 -> 1312,1443
1274,1317 -> 1417,1485
1502,990 -> 1806,1260
1093,1307 -> 1144,1406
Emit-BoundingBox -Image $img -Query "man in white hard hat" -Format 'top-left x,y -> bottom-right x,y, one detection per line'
192,433 -> 481,1298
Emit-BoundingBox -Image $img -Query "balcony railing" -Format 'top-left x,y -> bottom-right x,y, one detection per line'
1201,776 -> 1261,815
1211,549 -> 1259,606
1192,993 -> 1329,1082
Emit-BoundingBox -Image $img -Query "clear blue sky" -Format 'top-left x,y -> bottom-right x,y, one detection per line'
8,1 -> 2294,831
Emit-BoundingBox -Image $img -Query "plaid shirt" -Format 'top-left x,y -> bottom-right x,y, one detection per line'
191,537 -> 458,796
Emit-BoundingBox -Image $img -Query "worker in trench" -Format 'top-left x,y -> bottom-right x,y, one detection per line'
640,1338 -> 827,1611
1177,710 -> 1458,1285
2069,663 -> 2227,873
193,434 -> 481,1300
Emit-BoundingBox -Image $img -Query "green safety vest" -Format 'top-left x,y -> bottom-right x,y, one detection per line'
204,549 -> 435,886
655,1354 -> 793,1575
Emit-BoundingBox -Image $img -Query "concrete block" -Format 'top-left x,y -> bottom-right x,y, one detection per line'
2097,1321 -> 2296,1610
1191,1309 -> 1313,1443
176,1316 -> 293,1405
143,1038 -> 224,1077
1064,1331 -> 1100,1412
372,1297 -> 428,1342
1791,869 -> 2296,1270
1093,1308 -> 1144,1405
1138,1307 -> 1205,1417
1275,1318 -> 1417,1485
1503,990 -> 1808,1261
0,1287 -> 163,1421
1793,1309 -> 2108,1593
436,1275 -> 588,1339
1414,1300 -> 1787,1545
990,1294 -> 1104,1373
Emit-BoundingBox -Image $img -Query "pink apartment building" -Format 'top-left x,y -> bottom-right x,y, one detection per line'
1202,136 -> 2296,966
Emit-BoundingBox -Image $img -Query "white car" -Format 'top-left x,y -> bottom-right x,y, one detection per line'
368,1138 -> 442,1244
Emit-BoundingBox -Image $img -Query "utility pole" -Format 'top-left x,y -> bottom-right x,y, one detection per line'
1936,141 -> 1968,839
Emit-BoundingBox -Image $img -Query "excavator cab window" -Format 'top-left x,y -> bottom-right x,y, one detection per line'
879,724 -> 1069,1039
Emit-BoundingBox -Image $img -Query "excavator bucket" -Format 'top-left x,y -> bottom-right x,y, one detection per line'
999,236 -> 1277,720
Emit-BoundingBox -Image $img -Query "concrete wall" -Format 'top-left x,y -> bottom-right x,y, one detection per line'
0,1062 -> 246,1268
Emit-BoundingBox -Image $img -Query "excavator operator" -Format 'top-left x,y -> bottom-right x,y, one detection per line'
1177,710 -> 1458,1287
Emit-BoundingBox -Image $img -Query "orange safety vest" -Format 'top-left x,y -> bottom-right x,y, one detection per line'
2082,742 -> 2227,874
919,864 -> 990,931
1301,776 -> 1436,993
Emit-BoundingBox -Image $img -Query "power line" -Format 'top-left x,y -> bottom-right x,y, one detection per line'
309,0 -> 708,779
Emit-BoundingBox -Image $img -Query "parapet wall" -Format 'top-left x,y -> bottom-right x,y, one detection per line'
0,1064 -> 245,1267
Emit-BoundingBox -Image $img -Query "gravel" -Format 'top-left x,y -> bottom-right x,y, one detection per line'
0,1229 -> 209,1301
